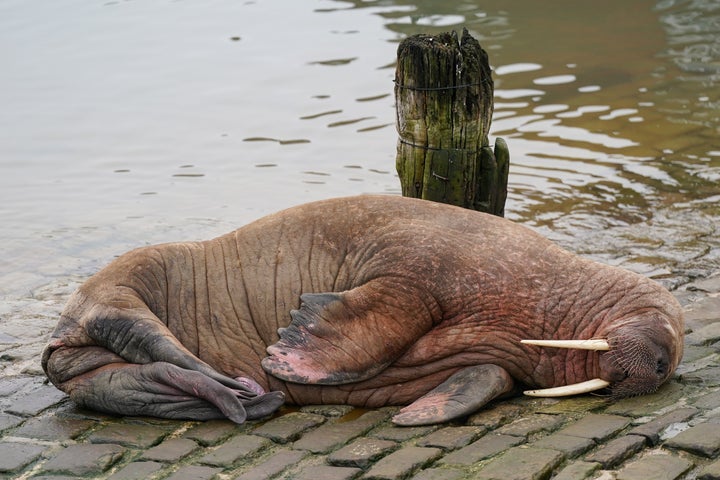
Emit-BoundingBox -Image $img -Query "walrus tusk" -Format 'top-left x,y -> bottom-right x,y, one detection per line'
520,339 -> 611,351
523,378 -> 611,397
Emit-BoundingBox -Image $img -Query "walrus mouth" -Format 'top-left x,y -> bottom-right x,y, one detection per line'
519,339 -> 611,397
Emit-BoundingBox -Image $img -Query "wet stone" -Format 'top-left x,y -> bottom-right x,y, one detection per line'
328,437 -> 398,468
411,468 -> 465,480
106,461 -> 165,480
292,465 -> 362,480
41,443 -> 125,476
363,446 -> 442,480
686,274 -> 720,294
681,364 -> 720,387
165,465 -> 223,480
664,421 -> 720,457
0,376 -> 34,397
56,403 -> 117,423
6,383 -> 66,416
605,381 -> 685,416
128,415 -> 183,428
693,389 -> 720,410
557,413 -> 630,442
536,397 -> 608,414
252,411 -> 325,443
685,295 -> 720,327
698,458 -> 720,480
416,426 -> 485,450
531,432 -> 595,457
182,420 -> 244,446
23,476 -> 77,480
0,332 -> 19,344
678,344 -> 717,365
0,412 -> 24,432
197,434 -> 269,466
439,434 -> 523,466
628,407 -> 699,445
686,323 -> 720,346
371,424 -> 437,442
551,460 -> 600,480
475,446 -> 564,480
468,403 -> 524,429
0,441 -> 46,473
584,434 -> 646,468
616,451 -> 693,480
235,449 -> 305,480
87,422 -> 170,448
294,410 -> 390,453
140,438 -> 199,462
300,404 -> 355,417
12,415 -> 95,441
496,414 -> 565,438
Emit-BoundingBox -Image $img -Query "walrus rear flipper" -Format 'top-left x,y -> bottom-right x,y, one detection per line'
262,279 -> 436,385
391,364 -> 515,426
44,346 -> 284,423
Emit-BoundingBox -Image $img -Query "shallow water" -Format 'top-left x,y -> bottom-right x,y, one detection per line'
1,0 -> 718,299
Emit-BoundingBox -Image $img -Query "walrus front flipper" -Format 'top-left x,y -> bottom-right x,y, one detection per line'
45,346 -> 284,423
262,281 -> 437,385
392,365 -> 515,426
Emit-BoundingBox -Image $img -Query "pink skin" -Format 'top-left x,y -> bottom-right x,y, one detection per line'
234,377 -> 266,396
41,195 -> 684,424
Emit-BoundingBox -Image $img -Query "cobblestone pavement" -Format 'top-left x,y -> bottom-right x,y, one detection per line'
0,274 -> 719,480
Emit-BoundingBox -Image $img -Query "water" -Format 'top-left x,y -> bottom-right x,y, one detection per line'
1,0 -> 719,300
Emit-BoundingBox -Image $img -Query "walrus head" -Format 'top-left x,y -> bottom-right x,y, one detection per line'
521,310 -> 684,399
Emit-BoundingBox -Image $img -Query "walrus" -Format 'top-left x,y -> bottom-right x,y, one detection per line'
42,195 -> 684,426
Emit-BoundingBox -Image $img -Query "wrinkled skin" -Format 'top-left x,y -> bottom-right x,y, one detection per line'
42,195 -> 684,425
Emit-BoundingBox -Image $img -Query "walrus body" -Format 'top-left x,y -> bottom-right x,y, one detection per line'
42,195 -> 684,425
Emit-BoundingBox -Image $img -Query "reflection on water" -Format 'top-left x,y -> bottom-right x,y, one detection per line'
0,0 -> 718,297
369,0 -> 719,282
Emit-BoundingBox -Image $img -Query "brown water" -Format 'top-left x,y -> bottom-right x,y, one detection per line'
1,0 -> 718,301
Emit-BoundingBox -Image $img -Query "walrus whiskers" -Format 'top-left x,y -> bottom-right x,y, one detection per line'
523,378 -> 611,397
520,339 -> 611,350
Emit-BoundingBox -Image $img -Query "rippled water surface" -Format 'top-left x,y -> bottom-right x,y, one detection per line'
1,0 -> 719,297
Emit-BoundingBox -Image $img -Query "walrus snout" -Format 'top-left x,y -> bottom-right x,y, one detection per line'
521,313 -> 682,399
600,327 -> 675,398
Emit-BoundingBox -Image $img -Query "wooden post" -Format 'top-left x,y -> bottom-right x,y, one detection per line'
395,29 -> 509,216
